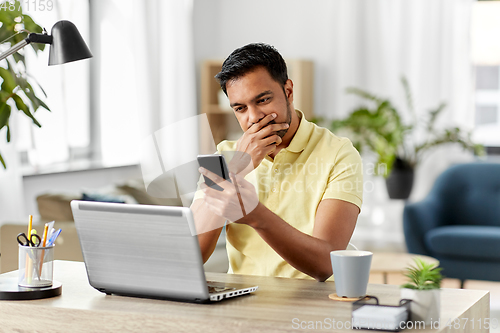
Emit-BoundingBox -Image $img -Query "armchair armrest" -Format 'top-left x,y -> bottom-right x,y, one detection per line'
403,196 -> 443,255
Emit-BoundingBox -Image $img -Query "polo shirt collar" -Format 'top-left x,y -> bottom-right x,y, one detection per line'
285,109 -> 312,153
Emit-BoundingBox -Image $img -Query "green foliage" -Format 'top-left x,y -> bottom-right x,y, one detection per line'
0,0 -> 49,169
328,77 -> 484,177
401,258 -> 443,290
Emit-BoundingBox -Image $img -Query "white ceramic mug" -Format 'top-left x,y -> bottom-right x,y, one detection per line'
330,250 -> 373,298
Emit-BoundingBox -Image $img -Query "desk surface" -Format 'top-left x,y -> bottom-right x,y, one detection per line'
0,261 -> 489,332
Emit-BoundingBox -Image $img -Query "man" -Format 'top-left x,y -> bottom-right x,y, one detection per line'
191,43 -> 362,282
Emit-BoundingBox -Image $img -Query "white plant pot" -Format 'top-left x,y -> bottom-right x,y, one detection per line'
400,288 -> 440,324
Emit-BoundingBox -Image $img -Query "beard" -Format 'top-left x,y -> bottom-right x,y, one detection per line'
266,98 -> 292,138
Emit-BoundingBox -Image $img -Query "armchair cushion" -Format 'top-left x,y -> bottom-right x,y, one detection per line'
425,225 -> 500,261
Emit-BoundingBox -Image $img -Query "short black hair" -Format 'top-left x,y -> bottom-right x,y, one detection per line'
215,43 -> 288,95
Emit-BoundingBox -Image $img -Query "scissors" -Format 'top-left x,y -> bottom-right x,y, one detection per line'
17,233 -> 42,247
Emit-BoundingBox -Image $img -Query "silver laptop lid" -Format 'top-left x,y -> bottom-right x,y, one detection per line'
71,201 -> 210,301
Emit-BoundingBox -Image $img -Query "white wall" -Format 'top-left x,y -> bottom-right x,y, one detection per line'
193,0 -> 345,119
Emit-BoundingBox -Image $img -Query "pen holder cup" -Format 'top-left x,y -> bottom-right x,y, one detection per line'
18,244 -> 55,288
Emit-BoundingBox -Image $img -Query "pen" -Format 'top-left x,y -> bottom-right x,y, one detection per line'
46,229 -> 62,247
45,221 -> 55,242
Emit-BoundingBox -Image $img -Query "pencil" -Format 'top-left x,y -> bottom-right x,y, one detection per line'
28,215 -> 33,239
38,224 -> 49,278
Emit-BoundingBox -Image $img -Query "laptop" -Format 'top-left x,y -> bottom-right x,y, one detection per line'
70,200 -> 258,302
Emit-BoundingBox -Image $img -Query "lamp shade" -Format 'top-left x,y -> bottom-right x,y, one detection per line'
48,20 -> 92,66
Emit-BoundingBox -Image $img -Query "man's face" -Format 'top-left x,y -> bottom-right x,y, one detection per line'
226,66 -> 293,138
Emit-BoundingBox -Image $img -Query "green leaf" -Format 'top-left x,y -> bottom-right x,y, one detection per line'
12,93 -> 28,113
401,283 -> 418,290
22,15 -> 46,53
400,258 -> 443,290
20,104 -> 41,127
0,10 -> 12,26
26,73 -> 48,98
22,14 -> 43,34
401,76 -> 415,117
0,151 -> 6,169
12,52 -> 25,63
8,60 -> 29,89
0,101 -> 11,130
9,87 -> 42,127
35,96 -> 49,111
18,80 -> 41,111
0,67 -> 17,93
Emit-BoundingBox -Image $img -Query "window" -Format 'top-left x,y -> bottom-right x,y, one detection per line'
474,66 -> 500,148
471,1 -> 500,150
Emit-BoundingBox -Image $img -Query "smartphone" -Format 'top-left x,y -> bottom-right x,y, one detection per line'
197,154 -> 231,191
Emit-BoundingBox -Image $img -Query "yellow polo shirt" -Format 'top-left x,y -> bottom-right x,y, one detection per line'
194,110 -> 363,279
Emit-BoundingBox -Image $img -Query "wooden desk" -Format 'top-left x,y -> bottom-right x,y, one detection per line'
0,261 -> 490,332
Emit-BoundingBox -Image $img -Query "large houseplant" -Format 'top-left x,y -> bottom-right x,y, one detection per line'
329,77 -> 483,199
0,0 -> 50,169
400,258 -> 443,324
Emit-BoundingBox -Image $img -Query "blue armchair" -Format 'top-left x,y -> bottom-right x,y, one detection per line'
403,162 -> 500,286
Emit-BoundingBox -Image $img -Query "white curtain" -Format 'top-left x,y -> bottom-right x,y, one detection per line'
135,0 -> 199,206
0,112 -> 26,223
327,0 -> 473,129
132,0 -> 197,136
95,0 -> 197,166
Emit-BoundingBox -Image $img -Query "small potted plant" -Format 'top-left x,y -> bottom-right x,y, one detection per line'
400,258 -> 443,324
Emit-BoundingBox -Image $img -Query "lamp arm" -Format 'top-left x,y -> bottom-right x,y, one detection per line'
0,33 -> 53,61
0,39 -> 29,61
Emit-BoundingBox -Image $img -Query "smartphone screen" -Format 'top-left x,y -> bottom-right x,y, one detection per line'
197,154 -> 231,191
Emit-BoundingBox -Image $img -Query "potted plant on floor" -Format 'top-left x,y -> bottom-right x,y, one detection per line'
400,258 -> 443,324
0,0 -> 50,169
328,77 -> 483,199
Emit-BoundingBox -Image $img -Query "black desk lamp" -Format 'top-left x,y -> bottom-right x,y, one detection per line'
0,20 -> 92,65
